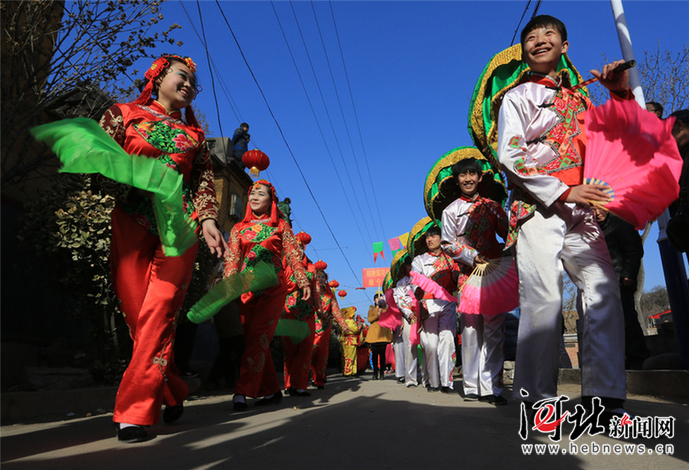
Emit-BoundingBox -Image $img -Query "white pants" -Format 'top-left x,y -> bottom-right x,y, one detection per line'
512,202 -> 626,402
393,324 -> 405,379
420,304 -> 457,388
460,312 -> 505,396
394,319 -> 419,386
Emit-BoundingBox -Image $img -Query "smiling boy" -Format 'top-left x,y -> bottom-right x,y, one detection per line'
497,15 -> 634,419
441,157 -> 508,404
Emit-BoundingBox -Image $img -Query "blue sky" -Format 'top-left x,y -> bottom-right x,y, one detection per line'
156,0 -> 688,310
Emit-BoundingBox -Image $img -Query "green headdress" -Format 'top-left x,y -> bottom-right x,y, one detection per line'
467,44 -> 588,169
389,248 -> 411,286
407,216 -> 437,259
424,146 -> 508,222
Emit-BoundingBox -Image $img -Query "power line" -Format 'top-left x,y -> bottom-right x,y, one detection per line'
286,0 -> 375,244
195,0 -> 226,155
308,1 -> 383,239
178,1 -> 243,127
510,0 -> 532,46
532,0 -> 543,18
213,0 -> 364,287
327,0 -> 386,237
269,0 -> 370,249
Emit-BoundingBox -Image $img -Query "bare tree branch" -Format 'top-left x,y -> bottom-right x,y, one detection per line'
1,0 -> 181,196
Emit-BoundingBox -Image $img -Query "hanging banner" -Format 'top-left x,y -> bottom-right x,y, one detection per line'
399,232 -> 410,248
362,267 -> 390,288
372,241 -> 385,263
388,237 -> 402,257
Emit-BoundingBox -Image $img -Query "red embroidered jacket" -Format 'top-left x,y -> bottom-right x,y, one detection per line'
98,101 -> 218,231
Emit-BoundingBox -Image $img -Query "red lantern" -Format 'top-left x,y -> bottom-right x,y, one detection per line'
338,290 -> 347,299
328,280 -> 339,289
295,231 -> 312,247
314,260 -> 328,271
242,149 -> 270,178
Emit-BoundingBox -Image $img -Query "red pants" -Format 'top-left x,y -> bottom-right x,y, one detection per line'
235,283 -> 287,398
283,315 -> 316,390
111,206 -> 196,426
357,347 -> 370,372
311,325 -> 331,386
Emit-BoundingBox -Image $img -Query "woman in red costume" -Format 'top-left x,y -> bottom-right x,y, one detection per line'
282,232 -> 320,397
310,265 -> 346,389
98,54 -> 227,443
223,180 -> 310,411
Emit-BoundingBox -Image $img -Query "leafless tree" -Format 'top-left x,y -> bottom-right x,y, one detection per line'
588,44 -> 688,113
1,0 -> 181,197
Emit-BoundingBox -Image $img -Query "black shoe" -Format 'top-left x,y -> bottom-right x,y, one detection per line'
397,377 -> 405,384
288,389 -> 311,397
255,392 -> 283,406
479,395 -> 493,403
441,386 -> 452,394
428,386 -> 440,393
181,370 -> 200,378
488,395 -> 508,406
463,393 -> 479,401
163,403 -> 184,424
233,401 -> 248,412
317,385 -> 325,390
116,425 -> 147,443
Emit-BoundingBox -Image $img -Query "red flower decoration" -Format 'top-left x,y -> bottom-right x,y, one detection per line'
173,133 -> 192,150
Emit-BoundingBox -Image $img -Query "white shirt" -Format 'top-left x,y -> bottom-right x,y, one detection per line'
393,276 -> 415,321
411,252 -> 456,315
497,76 -> 580,208
441,196 -> 479,267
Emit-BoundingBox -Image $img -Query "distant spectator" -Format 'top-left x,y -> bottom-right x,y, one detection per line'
232,123 -> 250,161
646,101 -> 663,118
592,206 -> 650,370
367,292 -> 393,380
667,109 -> 689,256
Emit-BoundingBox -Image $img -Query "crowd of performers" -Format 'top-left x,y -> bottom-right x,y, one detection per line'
382,13 -> 688,431
70,50 -> 361,442
34,9 -> 687,445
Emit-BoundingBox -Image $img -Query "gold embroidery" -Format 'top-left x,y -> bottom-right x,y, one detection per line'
152,340 -> 172,382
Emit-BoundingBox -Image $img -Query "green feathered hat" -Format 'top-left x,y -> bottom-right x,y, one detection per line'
467,44 -> 588,169
424,146 -> 508,222
388,248 -> 411,287
407,216 -> 437,259
382,271 -> 393,291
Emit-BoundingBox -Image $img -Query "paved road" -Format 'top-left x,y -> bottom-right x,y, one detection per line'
1,374 -> 687,470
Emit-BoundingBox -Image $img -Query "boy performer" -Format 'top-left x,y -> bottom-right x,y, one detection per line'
392,259 -> 420,387
411,226 -> 458,393
497,15 -> 632,416
441,157 -> 508,405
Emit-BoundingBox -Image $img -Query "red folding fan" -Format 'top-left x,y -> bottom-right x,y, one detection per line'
583,98 -> 683,229
457,257 -> 519,317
